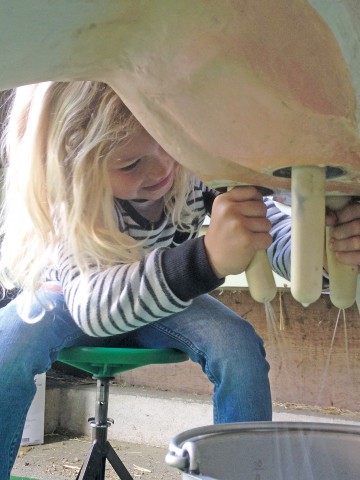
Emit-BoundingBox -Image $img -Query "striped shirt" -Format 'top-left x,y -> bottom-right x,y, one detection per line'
265,197 -> 291,281
48,180 -> 291,336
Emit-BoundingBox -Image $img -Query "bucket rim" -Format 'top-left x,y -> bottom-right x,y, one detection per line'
167,421 -> 360,466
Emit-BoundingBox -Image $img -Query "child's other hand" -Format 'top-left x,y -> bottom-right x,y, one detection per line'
326,202 -> 360,269
204,187 -> 272,278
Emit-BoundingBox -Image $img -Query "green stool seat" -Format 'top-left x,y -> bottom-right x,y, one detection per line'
57,346 -> 188,479
58,346 -> 188,377
10,477 -> 38,480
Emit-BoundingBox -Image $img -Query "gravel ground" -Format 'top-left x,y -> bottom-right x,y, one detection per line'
12,433 -> 181,480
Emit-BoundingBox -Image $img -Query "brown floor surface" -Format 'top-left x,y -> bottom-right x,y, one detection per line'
12,433 -> 181,480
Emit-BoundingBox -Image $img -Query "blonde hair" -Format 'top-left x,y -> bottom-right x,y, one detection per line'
0,81 -> 196,294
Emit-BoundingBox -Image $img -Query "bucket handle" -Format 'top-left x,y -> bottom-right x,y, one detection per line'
165,440 -> 200,472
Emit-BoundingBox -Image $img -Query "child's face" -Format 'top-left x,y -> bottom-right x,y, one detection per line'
107,126 -> 176,201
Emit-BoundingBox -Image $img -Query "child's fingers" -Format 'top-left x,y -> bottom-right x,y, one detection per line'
244,216 -> 272,234
213,194 -> 267,222
333,250 -> 360,268
330,235 -> 360,253
251,231 -> 273,250
332,202 -> 360,224
325,209 -> 338,226
331,219 -> 360,240
225,186 -> 264,202
234,200 -> 268,218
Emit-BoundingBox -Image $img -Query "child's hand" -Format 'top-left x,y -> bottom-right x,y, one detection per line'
326,202 -> 360,269
204,187 -> 272,278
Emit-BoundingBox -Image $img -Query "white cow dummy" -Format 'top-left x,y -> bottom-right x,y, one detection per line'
0,0 -> 360,306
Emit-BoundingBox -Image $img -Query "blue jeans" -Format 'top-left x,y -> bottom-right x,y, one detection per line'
0,291 -> 271,479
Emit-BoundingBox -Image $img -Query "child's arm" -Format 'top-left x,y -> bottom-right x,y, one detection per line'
56,186 -> 272,337
57,245 -> 213,337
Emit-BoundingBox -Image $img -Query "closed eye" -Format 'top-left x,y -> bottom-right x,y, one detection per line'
119,158 -> 142,172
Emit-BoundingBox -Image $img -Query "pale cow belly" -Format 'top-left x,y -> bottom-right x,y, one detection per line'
1,0 -> 360,307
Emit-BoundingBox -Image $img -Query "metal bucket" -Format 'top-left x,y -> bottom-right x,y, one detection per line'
166,422 -> 360,479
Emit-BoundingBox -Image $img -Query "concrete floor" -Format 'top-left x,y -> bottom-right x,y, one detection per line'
12,433 -> 181,480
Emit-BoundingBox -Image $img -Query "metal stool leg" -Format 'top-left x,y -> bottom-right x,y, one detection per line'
76,377 -> 133,480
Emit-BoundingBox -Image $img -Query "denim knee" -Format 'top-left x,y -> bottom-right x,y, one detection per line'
0,292 -> 83,373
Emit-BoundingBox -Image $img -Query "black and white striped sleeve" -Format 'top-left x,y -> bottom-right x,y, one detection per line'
57,248 -> 192,337
265,197 -> 291,281
56,241 -> 223,337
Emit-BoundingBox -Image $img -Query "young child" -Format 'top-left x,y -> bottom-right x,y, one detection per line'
0,81 -> 359,478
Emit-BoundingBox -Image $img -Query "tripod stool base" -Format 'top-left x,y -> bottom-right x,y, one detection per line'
76,439 -> 133,480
